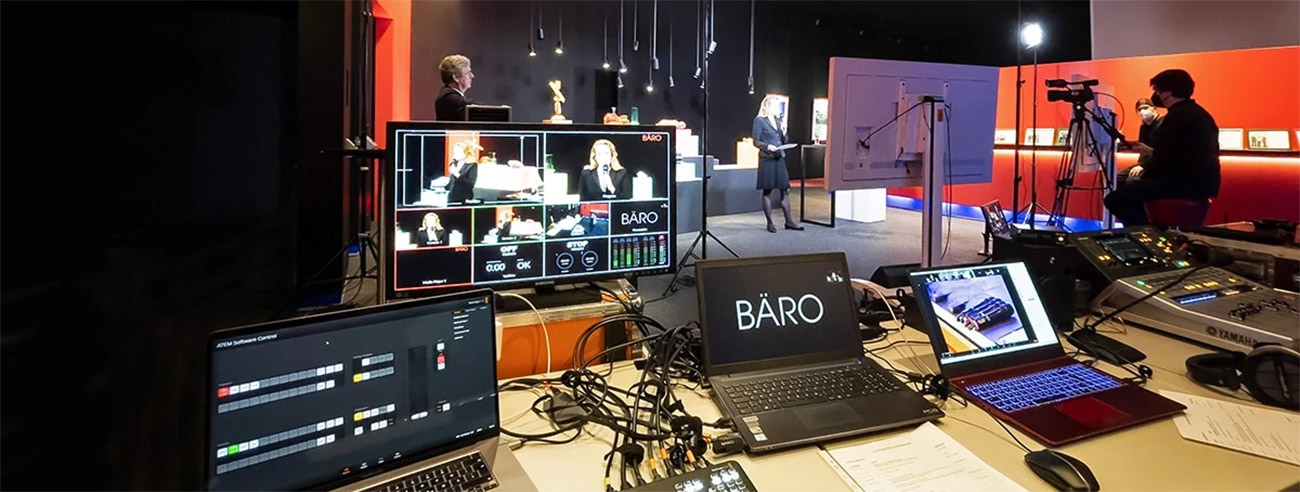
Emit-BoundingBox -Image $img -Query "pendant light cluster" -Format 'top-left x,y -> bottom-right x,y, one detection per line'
523,0 -> 711,95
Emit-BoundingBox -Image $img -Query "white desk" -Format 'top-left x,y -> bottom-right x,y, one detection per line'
499,320 -> 1300,491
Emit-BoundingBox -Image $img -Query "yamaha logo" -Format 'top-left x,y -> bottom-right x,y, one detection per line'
1205,326 -> 1256,348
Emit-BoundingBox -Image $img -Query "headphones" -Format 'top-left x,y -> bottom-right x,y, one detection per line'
1185,344 -> 1300,411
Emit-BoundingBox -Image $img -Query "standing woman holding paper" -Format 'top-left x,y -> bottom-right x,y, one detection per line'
752,95 -> 803,233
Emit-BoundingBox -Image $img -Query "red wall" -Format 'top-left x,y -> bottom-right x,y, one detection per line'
891,46 -> 1300,223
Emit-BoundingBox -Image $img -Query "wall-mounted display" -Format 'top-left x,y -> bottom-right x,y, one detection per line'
1247,130 -> 1291,150
1024,128 -> 1055,146
1055,128 -> 1070,146
812,98 -> 829,144
994,129 -> 1017,145
1219,128 -> 1244,150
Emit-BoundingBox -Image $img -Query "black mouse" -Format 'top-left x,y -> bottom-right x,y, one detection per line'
1024,450 -> 1100,492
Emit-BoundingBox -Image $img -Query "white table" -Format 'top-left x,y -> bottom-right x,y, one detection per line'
499,320 -> 1300,491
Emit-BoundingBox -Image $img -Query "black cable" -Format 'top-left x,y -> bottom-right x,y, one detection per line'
989,410 -> 1033,452
856,101 -> 926,148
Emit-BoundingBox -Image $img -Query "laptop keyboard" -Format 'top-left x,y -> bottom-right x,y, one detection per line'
720,363 -> 902,415
369,451 -> 498,492
965,364 -> 1122,413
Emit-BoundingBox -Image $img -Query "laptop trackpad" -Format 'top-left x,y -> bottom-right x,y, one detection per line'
1053,397 -> 1128,427
795,403 -> 860,430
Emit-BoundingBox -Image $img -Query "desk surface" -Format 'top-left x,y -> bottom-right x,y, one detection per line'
499,320 -> 1299,491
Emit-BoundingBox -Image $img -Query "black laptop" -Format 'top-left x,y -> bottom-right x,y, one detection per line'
205,290 -> 536,491
695,252 -> 943,453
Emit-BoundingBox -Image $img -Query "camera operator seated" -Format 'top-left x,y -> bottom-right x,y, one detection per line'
1116,98 -> 1164,187
1105,69 -> 1219,227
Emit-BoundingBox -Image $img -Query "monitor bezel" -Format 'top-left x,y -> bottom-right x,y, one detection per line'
203,289 -> 498,491
907,262 -> 1065,379
382,121 -> 678,302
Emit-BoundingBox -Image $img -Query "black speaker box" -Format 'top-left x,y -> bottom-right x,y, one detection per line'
992,235 -> 1080,332
870,263 -> 922,289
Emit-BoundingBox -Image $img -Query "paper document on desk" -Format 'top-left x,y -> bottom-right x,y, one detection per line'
819,422 -> 1026,492
1160,390 -> 1300,465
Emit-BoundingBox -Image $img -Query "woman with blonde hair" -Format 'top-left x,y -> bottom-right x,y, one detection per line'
579,139 -> 630,201
415,212 -> 448,246
752,95 -> 802,232
445,140 -> 482,203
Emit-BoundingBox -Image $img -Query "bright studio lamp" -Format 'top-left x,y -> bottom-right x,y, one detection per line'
1021,22 -> 1043,49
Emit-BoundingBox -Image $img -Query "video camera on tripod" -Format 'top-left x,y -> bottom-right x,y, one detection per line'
1045,78 -> 1100,104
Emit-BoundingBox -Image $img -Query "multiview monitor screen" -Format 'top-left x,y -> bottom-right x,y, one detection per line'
384,123 -> 676,300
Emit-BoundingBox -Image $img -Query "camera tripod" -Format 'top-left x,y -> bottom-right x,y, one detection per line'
1047,99 -> 1123,228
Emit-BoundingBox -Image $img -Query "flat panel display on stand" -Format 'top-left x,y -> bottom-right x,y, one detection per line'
383,122 -> 676,301
825,57 -> 998,190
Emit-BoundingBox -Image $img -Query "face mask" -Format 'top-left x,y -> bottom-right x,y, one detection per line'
1150,91 -> 1165,108
1139,109 -> 1156,124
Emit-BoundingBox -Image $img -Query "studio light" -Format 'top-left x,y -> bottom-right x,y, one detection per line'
1021,22 -> 1043,49
555,10 -> 564,56
646,83 -> 655,93
602,11 -> 611,70
528,43 -> 537,57
618,0 -> 628,74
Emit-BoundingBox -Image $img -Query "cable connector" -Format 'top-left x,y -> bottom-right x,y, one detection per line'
710,432 -> 747,456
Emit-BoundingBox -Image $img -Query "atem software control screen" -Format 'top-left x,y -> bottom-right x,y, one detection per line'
206,295 -> 497,491
386,124 -> 675,299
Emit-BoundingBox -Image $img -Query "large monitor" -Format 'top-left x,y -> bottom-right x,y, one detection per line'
825,57 -> 998,190
383,123 -> 675,301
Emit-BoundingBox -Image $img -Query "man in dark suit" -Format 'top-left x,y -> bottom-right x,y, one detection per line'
1105,69 -> 1220,226
435,54 -> 477,121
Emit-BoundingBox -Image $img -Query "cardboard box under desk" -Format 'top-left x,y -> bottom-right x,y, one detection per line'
496,299 -> 634,379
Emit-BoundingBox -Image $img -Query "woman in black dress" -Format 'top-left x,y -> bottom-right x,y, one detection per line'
752,95 -> 803,233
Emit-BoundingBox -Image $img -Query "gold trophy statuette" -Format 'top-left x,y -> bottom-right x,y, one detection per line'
547,80 -> 571,124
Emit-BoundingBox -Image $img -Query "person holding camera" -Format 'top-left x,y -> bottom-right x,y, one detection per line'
1104,69 -> 1219,226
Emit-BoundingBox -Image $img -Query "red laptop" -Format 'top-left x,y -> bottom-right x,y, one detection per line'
908,262 -> 1185,446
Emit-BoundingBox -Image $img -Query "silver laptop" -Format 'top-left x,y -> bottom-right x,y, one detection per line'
205,290 -> 535,491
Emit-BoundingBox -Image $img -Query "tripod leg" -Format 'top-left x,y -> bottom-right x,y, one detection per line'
705,230 -> 740,258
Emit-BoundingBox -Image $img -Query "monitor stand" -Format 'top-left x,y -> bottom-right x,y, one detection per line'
495,284 -> 603,313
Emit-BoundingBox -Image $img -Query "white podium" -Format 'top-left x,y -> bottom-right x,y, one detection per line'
834,188 -> 887,224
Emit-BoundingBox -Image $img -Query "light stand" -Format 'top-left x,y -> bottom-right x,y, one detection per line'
1017,22 -> 1049,228
664,0 -> 736,296
1011,1 -> 1023,224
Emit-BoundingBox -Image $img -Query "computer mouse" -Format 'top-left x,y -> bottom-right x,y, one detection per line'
1024,450 -> 1100,492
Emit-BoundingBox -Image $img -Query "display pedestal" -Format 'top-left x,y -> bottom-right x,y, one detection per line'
835,188 -> 887,224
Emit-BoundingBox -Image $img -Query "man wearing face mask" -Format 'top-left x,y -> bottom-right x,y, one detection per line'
1116,98 -> 1164,186
1105,69 -> 1219,226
